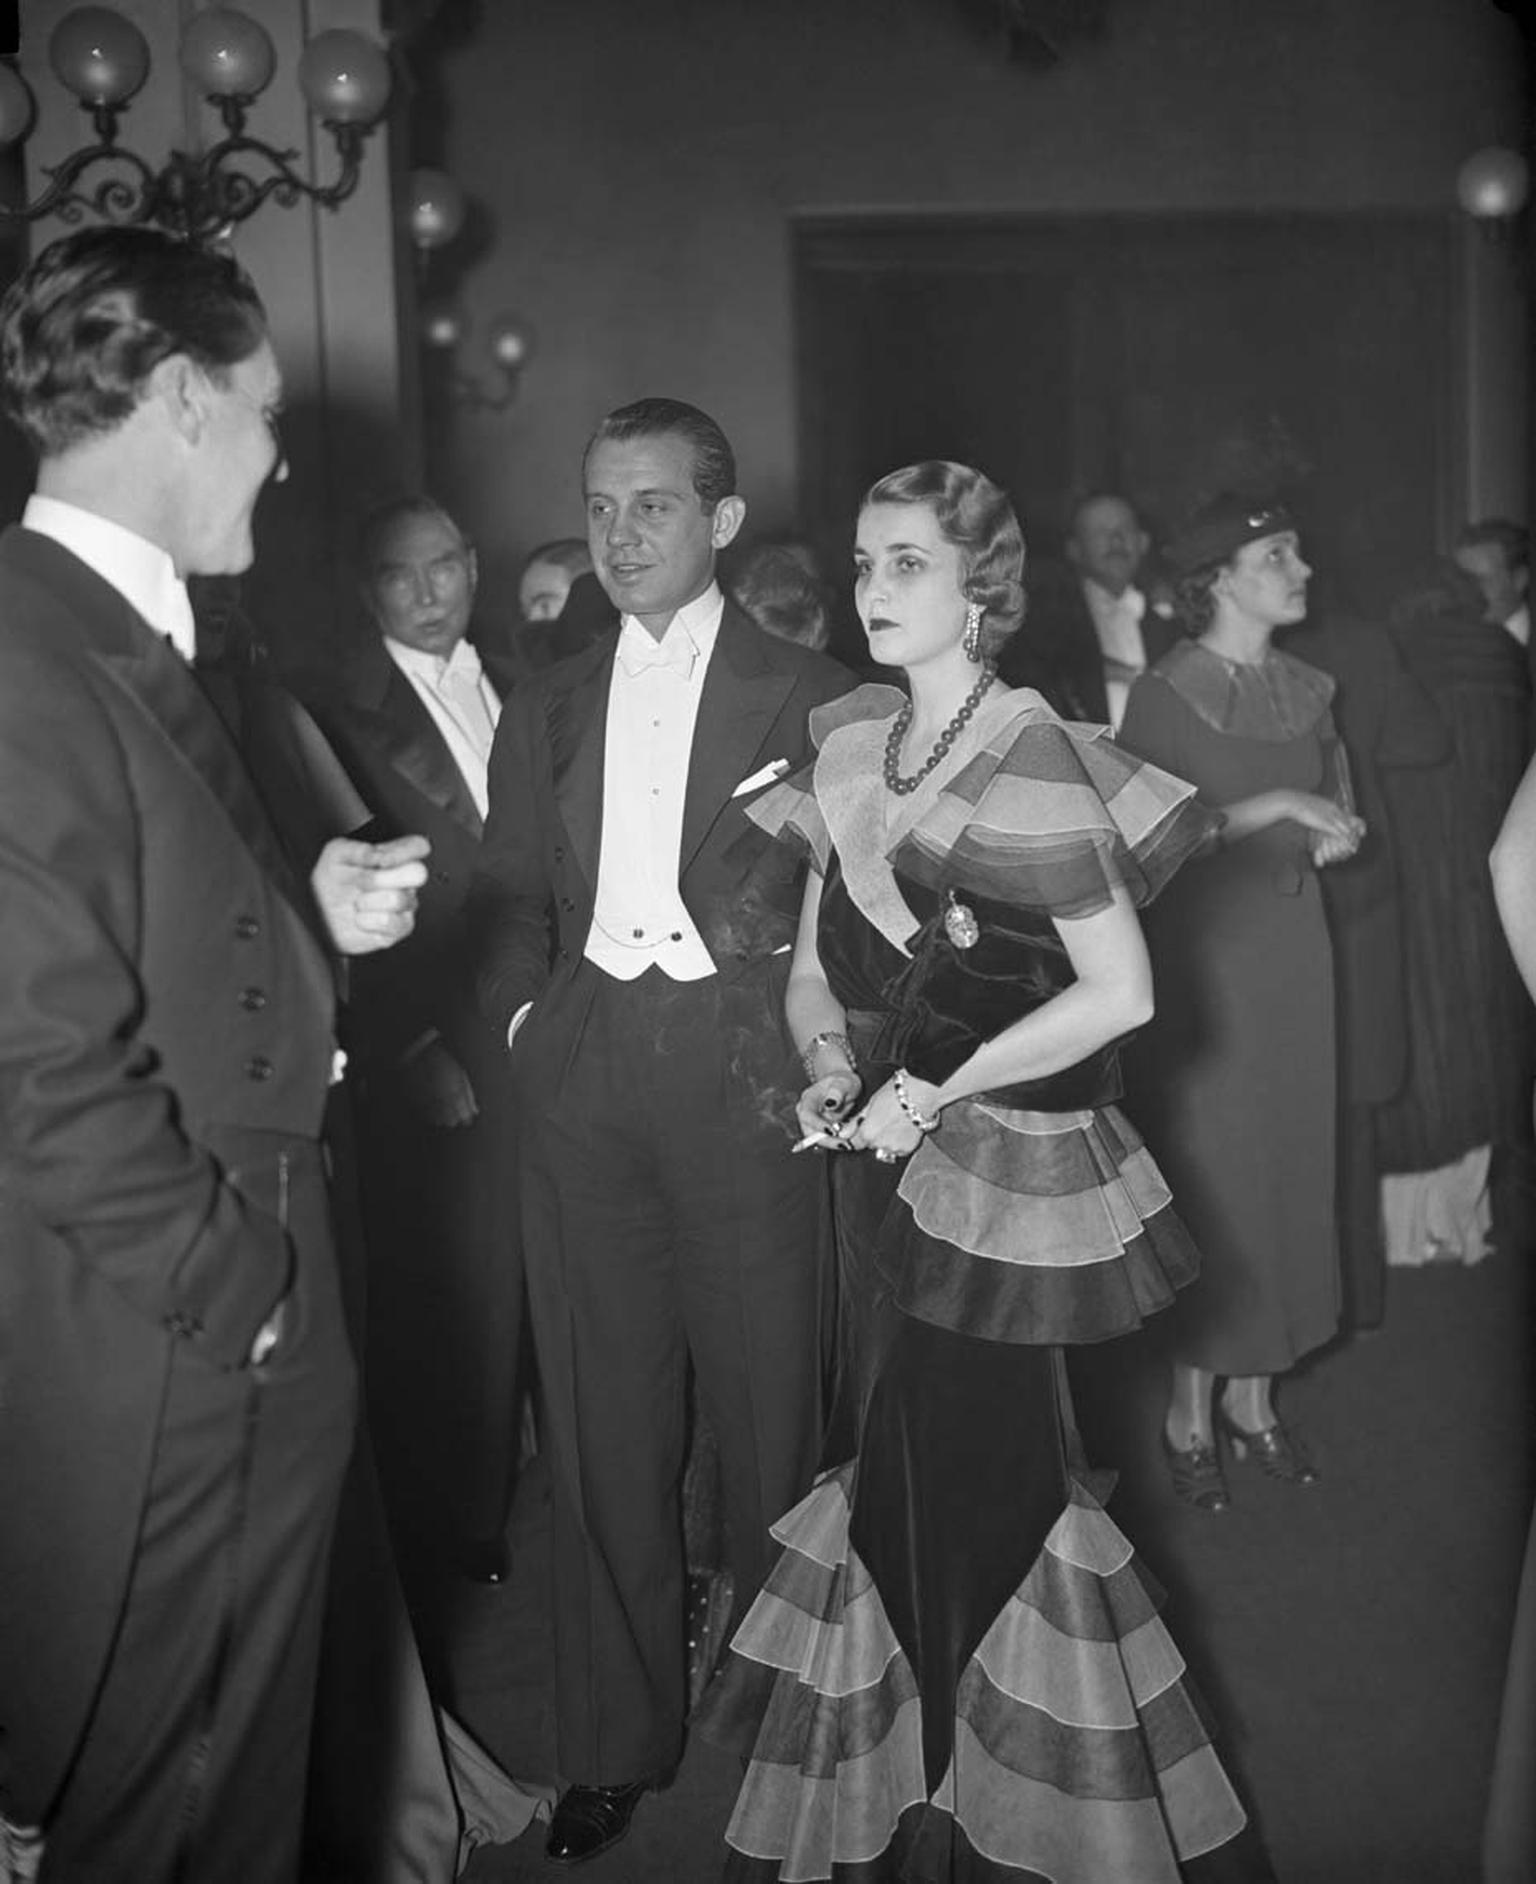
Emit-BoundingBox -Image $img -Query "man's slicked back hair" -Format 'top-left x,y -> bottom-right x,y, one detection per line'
583,397 -> 736,512
1,226 -> 267,459
355,493 -> 470,578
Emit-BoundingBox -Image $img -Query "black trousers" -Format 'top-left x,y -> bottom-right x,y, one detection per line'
514,961 -> 831,1784
40,1145 -> 357,1884
359,1068 -> 523,1547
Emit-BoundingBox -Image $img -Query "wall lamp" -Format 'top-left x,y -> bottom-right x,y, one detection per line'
1457,145 -> 1529,243
0,6 -> 392,246
408,164 -> 531,412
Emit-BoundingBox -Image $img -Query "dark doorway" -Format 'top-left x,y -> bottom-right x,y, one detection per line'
796,212 -> 1460,629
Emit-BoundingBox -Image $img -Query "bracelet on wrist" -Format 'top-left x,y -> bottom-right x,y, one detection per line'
893,1067 -> 941,1133
801,1029 -> 856,1081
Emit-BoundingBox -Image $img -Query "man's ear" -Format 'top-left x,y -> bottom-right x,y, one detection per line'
711,495 -> 746,551
466,544 -> 479,594
146,353 -> 210,445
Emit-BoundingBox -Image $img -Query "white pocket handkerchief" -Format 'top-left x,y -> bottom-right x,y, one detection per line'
731,757 -> 792,799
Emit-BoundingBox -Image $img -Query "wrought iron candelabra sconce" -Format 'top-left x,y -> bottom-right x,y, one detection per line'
409,164 -> 531,412
0,6 -> 392,246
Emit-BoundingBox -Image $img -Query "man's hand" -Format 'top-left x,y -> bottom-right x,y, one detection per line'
402,1036 -> 479,1128
311,834 -> 430,956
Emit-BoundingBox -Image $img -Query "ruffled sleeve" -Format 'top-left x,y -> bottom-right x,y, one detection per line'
893,707 -> 1215,920
743,682 -> 906,876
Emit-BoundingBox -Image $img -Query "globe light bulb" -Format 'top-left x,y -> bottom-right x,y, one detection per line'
488,315 -> 532,369
421,302 -> 465,350
179,9 -> 277,100
297,29 -> 391,126
0,63 -> 36,149
48,7 -> 151,108
1457,146 -> 1530,221
407,168 -> 467,251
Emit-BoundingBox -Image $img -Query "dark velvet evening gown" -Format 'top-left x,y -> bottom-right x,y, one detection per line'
697,685 -> 1270,1884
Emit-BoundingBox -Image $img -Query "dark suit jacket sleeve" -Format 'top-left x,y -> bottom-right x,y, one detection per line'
469,677 -> 557,1035
0,650 -> 290,1368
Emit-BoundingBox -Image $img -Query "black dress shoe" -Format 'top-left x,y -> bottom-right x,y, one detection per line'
456,1535 -> 510,1583
545,1780 -> 650,1864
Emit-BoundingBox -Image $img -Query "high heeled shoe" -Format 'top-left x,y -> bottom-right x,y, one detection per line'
1217,1408 -> 1320,1485
1161,1431 -> 1230,1512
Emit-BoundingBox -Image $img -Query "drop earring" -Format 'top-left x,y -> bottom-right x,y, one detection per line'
962,601 -> 983,664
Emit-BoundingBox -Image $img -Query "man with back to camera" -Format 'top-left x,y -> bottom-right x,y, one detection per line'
0,226 -> 426,1882
469,397 -> 849,1864
317,494 -> 524,1586
1000,488 -> 1181,726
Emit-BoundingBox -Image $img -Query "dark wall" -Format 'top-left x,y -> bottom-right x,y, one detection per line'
796,212 -> 1460,618
428,0 -> 1523,607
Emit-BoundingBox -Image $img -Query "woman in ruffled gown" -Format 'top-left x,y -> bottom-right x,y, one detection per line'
696,462 -> 1272,1883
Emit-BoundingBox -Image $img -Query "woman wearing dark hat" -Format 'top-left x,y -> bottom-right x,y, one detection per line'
1119,496 -> 1365,1511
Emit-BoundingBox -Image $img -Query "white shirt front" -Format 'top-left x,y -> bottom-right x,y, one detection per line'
385,633 -> 501,819
1083,578 -> 1149,729
1503,602 -> 1531,649
585,585 -> 722,982
23,494 -> 197,659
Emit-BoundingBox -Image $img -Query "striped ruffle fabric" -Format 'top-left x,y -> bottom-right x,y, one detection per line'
886,1103 -> 1200,1345
742,684 -> 1212,925
891,712 -> 1211,920
700,1467 -> 1249,1883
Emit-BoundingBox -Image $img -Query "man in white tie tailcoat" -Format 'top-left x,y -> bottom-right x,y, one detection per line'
470,399 -> 850,1863
316,497 -> 524,1588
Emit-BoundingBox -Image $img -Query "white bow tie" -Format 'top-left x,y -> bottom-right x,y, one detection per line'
619,631 -> 696,678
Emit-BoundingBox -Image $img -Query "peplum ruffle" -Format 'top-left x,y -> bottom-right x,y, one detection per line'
887,1103 -> 1200,1345
698,1464 -> 1251,1883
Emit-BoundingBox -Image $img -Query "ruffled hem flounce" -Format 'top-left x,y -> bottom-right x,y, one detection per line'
884,1104 -> 1200,1345
696,1467 -> 1251,1884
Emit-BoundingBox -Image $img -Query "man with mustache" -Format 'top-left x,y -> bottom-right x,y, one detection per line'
1002,489 -> 1181,727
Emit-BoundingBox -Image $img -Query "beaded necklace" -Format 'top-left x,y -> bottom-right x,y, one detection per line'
882,664 -> 997,796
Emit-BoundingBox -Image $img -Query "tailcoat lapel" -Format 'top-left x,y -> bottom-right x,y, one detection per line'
103,634 -> 318,923
0,528 -> 318,943
548,637 -> 617,893
679,604 -> 794,874
371,668 -> 484,838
